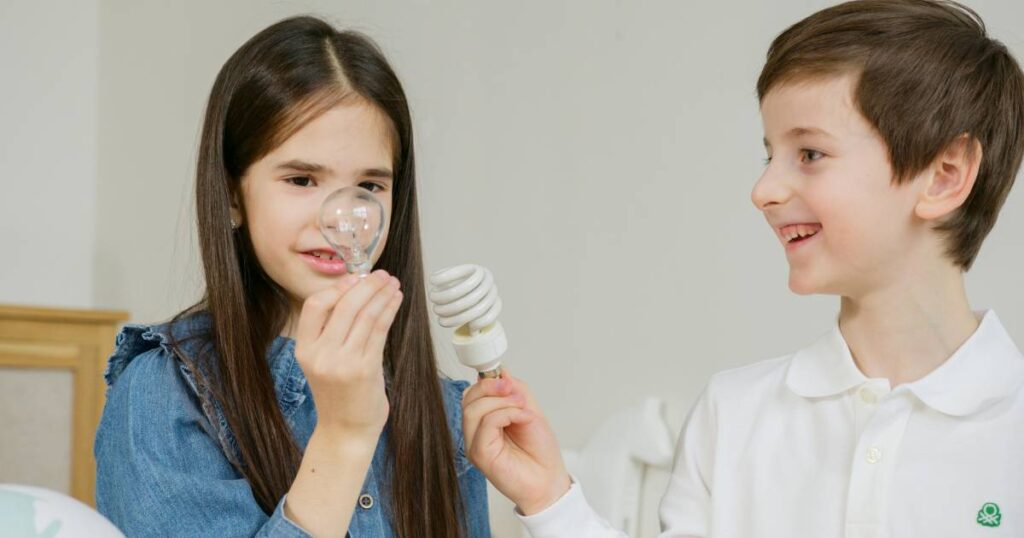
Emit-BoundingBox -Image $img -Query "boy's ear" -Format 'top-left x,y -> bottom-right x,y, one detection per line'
914,134 -> 982,221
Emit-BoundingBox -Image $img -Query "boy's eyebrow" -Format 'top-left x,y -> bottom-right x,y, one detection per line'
787,126 -> 835,139
763,127 -> 836,148
275,159 -> 393,179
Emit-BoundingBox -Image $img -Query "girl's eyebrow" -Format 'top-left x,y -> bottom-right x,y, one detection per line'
276,159 -> 327,173
275,159 -> 393,179
362,168 -> 394,179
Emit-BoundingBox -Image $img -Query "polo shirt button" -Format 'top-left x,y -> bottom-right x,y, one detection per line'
866,446 -> 883,464
858,387 -> 878,404
358,493 -> 374,510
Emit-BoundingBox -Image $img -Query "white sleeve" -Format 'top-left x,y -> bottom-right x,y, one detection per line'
520,384 -> 717,538
656,385 -> 716,538
516,479 -> 627,538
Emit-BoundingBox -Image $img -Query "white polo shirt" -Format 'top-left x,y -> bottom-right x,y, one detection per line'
519,310 -> 1024,537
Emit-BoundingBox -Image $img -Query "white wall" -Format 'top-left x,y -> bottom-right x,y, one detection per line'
0,1 -> 98,308
7,1 -> 1023,536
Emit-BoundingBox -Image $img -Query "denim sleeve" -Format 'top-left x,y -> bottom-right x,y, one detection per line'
460,465 -> 492,538
443,378 -> 492,537
94,348 -> 311,537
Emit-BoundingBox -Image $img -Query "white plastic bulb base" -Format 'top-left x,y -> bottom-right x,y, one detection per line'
453,321 -> 507,378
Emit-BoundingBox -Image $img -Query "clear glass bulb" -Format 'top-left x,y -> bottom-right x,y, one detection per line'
319,186 -> 385,277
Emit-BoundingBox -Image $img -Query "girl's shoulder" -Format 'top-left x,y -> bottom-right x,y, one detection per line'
104,310 -> 214,390
99,311 -> 255,468
97,313 -> 226,461
439,377 -> 470,404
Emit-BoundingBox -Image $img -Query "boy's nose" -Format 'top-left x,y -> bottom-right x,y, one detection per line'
751,165 -> 791,210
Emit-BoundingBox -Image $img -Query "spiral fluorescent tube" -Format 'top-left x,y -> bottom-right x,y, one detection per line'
428,264 -> 507,378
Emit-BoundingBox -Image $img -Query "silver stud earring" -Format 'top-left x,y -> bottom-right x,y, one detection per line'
230,218 -> 239,229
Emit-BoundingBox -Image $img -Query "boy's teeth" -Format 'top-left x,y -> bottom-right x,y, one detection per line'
783,224 -> 821,242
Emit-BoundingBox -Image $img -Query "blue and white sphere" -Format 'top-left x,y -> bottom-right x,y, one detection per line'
0,485 -> 123,538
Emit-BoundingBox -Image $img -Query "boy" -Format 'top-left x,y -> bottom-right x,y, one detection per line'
462,1 -> 1024,536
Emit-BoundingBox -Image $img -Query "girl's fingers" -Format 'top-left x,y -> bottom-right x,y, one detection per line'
294,285 -> 343,346
344,276 -> 400,352
363,289 -> 403,358
320,270 -> 390,344
463,394 -> 525,450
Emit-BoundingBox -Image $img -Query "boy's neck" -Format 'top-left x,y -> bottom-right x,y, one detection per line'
837,263 -> 979,387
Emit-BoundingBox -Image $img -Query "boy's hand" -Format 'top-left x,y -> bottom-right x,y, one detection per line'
462,373 -> 572,515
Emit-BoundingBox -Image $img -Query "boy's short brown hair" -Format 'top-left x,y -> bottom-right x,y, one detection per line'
758,0 -> 1024,269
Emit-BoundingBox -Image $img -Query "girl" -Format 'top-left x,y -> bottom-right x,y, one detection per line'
94,16 -> 489,537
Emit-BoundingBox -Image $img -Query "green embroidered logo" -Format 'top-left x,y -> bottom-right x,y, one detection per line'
977,503 -> 1002,527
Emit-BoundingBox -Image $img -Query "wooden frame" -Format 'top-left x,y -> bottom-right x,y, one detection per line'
0,304 -> 128,507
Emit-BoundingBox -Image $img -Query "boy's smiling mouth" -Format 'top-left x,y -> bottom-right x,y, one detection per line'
777,223 -> 822,247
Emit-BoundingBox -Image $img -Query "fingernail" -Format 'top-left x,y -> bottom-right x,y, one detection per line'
375,270 -> 390,281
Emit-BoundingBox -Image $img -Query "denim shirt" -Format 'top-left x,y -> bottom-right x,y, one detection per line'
94,312 -> 490,537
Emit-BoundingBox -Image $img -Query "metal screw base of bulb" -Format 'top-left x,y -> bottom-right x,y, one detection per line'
478,366 -> 503,379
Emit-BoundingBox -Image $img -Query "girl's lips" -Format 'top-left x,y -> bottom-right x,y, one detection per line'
301,251 -> 347,275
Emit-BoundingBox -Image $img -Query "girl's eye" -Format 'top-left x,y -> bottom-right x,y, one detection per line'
286,176 -> 314,187
359,181 -> 386,193
800,149 -> 824,163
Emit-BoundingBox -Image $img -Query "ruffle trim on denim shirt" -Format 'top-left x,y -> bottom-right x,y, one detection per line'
104,312 -> 309,470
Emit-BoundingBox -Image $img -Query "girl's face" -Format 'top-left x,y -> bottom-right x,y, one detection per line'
239,100 -> 395,306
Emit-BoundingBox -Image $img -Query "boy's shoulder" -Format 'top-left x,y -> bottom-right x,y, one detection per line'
702,326 -> 850,410
705,353 -> 793,401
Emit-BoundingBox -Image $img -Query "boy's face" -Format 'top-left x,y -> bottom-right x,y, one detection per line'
753,73 -> 924,297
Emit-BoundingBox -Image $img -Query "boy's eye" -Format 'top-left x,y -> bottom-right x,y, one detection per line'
800,149 -> 824,163
286,176 -> 314,187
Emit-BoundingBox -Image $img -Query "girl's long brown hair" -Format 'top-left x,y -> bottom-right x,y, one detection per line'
174,16 -> 464,537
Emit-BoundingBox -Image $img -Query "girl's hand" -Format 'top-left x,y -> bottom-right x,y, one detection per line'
462,373 -> 572,515
294,269 -> 403,440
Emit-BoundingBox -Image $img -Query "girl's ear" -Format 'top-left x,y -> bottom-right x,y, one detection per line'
914,134 -> 982,221
229,192 -> 244,229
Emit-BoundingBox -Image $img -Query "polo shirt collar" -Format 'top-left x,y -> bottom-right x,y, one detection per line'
785,321 -> 866,398
785,311 -> 1024,416
905,311 -> 1024,416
